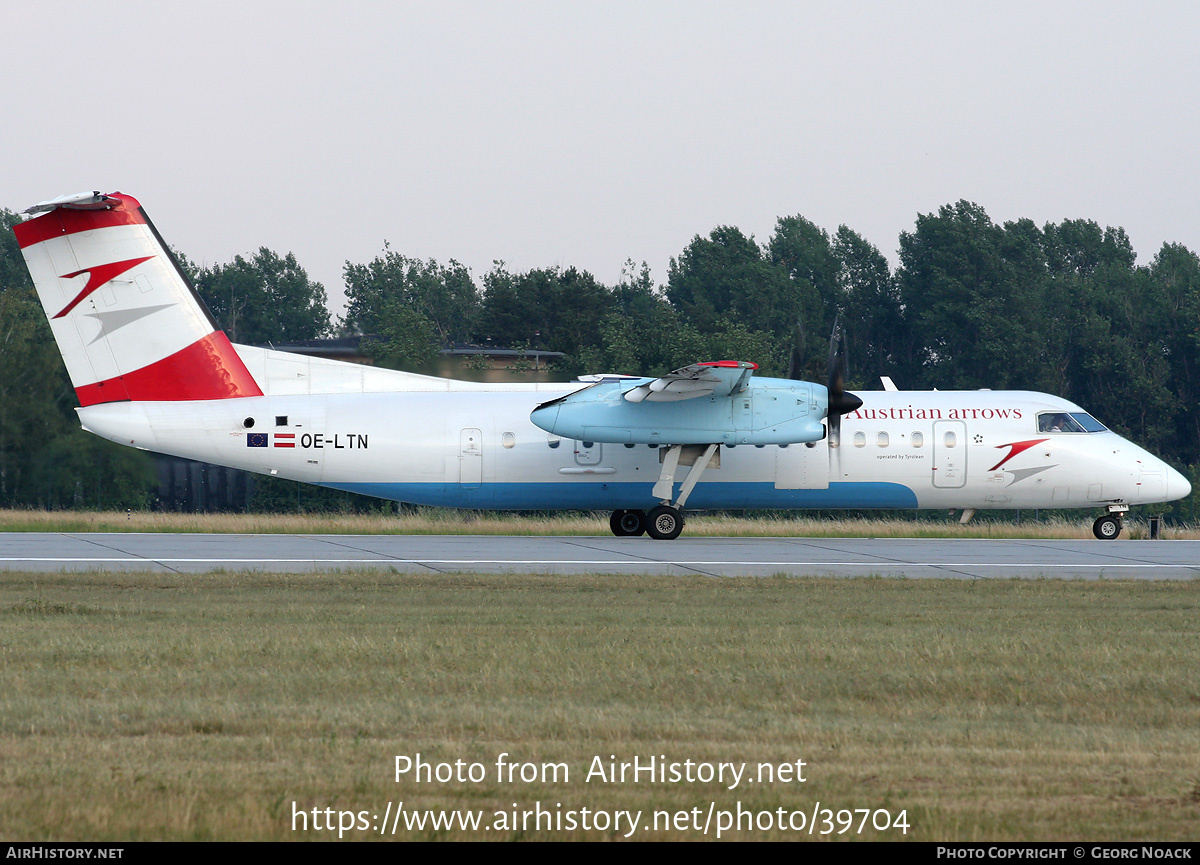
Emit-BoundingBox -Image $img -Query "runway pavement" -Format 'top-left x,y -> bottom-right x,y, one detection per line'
1,533 -> 1198,578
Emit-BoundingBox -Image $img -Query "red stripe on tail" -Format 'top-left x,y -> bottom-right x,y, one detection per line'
74,331 -> 264,406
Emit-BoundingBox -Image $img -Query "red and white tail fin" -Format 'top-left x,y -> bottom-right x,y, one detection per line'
13,191 -> 262,405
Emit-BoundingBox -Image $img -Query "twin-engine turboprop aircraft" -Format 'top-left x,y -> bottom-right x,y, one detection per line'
13,191 -> 1191,540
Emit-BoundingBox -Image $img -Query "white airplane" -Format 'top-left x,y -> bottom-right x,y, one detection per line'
13,191 -> 1191,540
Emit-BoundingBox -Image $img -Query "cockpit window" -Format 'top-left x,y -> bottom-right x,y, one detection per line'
1069,412 -> 1107,432
1038,413 -> 1080,432
1037,412 -> 1107,433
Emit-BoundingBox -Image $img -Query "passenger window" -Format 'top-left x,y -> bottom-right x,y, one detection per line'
853,431 -> 866,448
912,431 -> 924,448
877,432 -> 889,447
944,431 -> 957,448
502,432 -> 516,449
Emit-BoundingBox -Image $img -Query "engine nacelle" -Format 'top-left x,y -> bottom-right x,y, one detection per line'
530,377 -> 828,445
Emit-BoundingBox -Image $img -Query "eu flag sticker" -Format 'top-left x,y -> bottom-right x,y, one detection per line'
247,433 -> 268,447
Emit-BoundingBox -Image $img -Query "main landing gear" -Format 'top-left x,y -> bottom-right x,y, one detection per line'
610,509 -> 647,536
646,505 -> 685,540
608,442 -> 717,540
609,506 -> 685,540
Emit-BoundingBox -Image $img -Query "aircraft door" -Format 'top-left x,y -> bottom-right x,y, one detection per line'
459,428 -> 482,486
932,421 -> 967,488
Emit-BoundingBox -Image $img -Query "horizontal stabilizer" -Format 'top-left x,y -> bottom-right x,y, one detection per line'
23,191 -> 116,214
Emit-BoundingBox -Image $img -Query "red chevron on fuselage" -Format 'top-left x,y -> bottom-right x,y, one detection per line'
989,438 -> 1049,471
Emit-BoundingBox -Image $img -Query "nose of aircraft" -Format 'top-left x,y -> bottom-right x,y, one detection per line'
1166,464 -> 1192,502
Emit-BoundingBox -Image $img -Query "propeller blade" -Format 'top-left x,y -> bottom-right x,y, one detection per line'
786,318 -> 806,381
824,315 -> 861,442
786,345 -> 804,381
826,316 -> 841,389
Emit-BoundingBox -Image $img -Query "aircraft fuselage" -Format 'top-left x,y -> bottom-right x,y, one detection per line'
77,382 -> 1185,512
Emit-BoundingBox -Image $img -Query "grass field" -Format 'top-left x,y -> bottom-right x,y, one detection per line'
1,569 -> 1198,841
1,507 -> 1195,539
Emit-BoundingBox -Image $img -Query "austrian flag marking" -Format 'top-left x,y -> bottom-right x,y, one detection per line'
274,434 -> 296,448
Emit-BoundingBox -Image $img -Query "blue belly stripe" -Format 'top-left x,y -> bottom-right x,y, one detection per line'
318,481 -> 919,510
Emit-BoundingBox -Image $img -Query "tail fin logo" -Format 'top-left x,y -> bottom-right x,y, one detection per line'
54,255 -> 155,319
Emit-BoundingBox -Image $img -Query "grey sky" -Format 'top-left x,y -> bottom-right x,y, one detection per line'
6,2 -> 1198,317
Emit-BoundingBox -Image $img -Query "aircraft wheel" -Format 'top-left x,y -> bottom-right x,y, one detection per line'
646,505 -> 684,541
610,509 -> 647,537
1093,515 -> 1122,540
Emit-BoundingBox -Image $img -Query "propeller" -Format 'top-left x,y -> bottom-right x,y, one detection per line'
824,315 -> 862,444
786,319 -> 806,382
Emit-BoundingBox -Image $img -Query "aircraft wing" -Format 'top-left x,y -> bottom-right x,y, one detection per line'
624,360 -> 757,403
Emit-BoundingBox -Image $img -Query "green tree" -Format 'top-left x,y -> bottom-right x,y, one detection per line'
767,215 -> 839,373
1147,242 -> 1200,460
475,264 -> 610,365
371,302 -> 440,370
667,226 -> 793,340
342,248 -> 479,344
0,209 -> 65,504
195,248 -> 331,344
831,226 -> 903,387
574,261 -> 686,376
1032,218 -> 1182,455
0,208 -> 34,289
896,201 -> 1046,390
1075,247 -> 1175,455
29,433 -> 157,509
1038,220 -> 1137,401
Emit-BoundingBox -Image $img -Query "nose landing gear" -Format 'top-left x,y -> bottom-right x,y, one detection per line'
1093,504 -> 1129,540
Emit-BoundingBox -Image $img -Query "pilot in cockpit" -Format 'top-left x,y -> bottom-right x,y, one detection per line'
1039,413 -> 1069,433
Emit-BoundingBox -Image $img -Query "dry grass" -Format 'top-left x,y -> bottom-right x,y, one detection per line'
1,570 -> 1198,841
1,508 -> 1194,539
